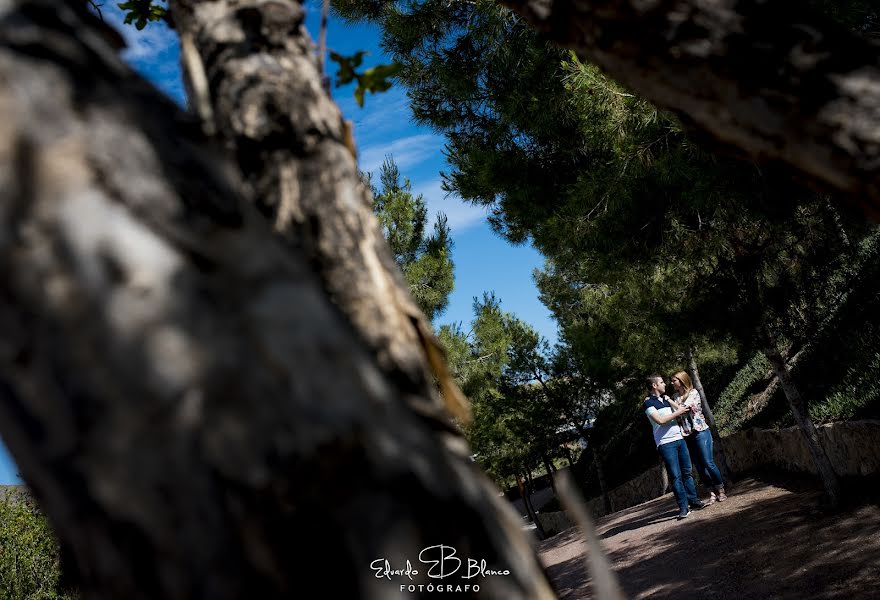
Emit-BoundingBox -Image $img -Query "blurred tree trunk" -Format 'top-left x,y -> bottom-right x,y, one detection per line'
0,1 -> 556,598
563,446 -> 574,467
588,439 -> 612,515
542,453 -> 556,494
516,474 -> 545,540
169,0 -> 467,418
524,466 -> 534,492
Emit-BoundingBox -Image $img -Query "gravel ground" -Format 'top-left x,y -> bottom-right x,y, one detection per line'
538,477 -> 880,599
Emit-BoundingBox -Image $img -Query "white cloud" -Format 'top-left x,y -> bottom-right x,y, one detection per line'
119,21 -> 179,62
352,94 -> 412,133
415,179 -> 487,233
358,133 -> 441,176
336,88 -> 415,149
102,3 -> 178,62
100,3 -> 184,103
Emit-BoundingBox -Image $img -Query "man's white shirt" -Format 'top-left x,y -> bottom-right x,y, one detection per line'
643,394 -> 683,447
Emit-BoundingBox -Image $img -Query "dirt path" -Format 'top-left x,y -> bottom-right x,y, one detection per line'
538,477 -> 880,599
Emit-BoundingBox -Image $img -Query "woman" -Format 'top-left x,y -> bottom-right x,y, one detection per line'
670,371 -> 727,503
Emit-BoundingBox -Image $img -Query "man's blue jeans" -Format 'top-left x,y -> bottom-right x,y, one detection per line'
688,429 -> 725,489
657,439 -> 699,511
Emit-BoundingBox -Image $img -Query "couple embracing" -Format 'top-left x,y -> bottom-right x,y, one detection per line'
643,372 -> 727,520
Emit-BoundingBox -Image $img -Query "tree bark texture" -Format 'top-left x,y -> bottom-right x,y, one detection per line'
541,453 -> 557,494
763,342 -> 842,507
500,0 -> 880,218
516,474 -> 545,540
167,0 -> 469,425
589,440 -> 613,515
0,1 -> 556,598
687,347 -> 733,482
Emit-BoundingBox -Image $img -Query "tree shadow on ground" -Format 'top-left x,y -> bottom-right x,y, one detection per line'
540,477 -> 880,599
598,511 -> 679,539
540,528 -> 591,600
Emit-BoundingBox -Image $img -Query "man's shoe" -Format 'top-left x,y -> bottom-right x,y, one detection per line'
717,490 -> 728,502
677,508 -> 691,520
690,500 -> 706,509
705,493 -> 717,506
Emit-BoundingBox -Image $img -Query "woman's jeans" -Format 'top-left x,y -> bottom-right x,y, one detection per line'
657,439 -> 699,511
687,429 -> 725,490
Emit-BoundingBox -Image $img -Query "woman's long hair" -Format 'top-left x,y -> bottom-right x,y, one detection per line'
673,371 -> 694,398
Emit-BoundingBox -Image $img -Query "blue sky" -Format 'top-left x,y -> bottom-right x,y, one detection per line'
0,2 -> 558,484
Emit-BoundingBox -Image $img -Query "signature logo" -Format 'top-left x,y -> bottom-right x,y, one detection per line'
419,545 -> 462,579
370,544 -> 511,581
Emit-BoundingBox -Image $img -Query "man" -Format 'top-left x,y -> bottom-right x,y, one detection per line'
643,374 -> 705,519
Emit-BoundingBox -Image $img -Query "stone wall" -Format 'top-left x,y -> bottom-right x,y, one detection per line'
606,464 -> 667,515
536,510 -> 574,537
542,421 -> 880,531
721,420 -> 880,477
535,465 -> 668,528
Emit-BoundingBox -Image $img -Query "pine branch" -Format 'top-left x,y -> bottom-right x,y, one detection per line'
500,0 -> 880,219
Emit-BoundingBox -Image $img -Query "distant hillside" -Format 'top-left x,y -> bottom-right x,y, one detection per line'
0,483 -> 27,500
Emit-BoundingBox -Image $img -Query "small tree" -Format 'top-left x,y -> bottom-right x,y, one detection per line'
369,157 -> 455,321
0,490 -> 73,600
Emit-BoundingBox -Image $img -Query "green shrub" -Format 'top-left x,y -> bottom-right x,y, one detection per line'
0,489 -> 74,600
809,350 -> 880,422
713,352 -> 772,435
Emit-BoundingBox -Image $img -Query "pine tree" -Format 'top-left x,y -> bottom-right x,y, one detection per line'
369,157 -> 454,321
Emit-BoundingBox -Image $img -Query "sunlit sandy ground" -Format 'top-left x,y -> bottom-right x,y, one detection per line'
538,477 -> 880,599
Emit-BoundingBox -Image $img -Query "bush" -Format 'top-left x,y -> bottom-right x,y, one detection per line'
0,489 -> 74,600
713,352 -> 772,435
808,348 -> 880,422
